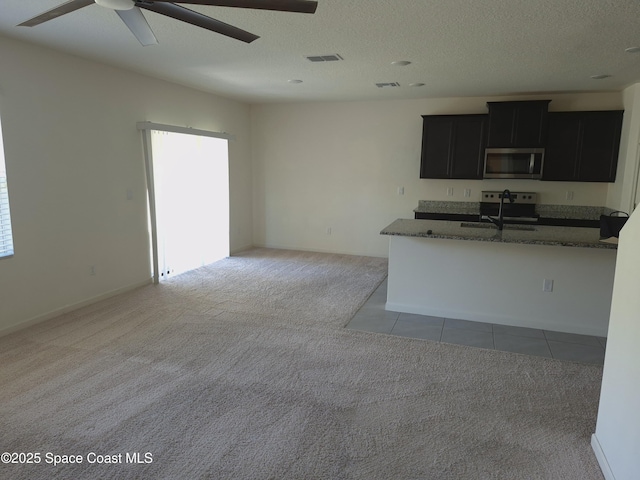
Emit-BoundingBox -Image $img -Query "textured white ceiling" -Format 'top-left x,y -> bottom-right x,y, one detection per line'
2,0 -> 640,104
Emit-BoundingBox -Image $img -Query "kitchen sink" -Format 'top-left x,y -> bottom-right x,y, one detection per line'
460,222 -> 537,231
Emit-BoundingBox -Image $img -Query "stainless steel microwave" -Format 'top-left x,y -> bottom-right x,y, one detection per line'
483,148 -> 545,179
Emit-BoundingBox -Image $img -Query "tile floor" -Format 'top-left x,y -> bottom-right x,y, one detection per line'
346,279 -> 607,365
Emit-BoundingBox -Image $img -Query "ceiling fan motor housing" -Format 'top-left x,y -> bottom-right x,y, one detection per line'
95,0 -> 135,10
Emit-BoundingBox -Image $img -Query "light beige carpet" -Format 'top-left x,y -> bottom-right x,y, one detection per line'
0,248 -> 604,479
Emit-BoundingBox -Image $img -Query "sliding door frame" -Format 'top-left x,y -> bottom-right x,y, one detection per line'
137,122 -> 234,284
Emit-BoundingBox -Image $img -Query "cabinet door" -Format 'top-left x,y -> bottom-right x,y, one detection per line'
543,111 -> 623,182
420,117 -> 454,178
420,115 -> 486,179
486,105 -> 516,147
486,101 -> 550,147
513,102 -> 549,147
450,115 -> 486,179
577,111 -> 623,182
543,112 -> 581,181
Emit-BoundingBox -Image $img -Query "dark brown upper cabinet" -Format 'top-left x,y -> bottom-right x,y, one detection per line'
486,100 -> 551,148
420,114 -> 487,179
543,110 -> 623,182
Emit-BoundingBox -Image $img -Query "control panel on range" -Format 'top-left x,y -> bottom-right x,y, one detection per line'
481,191 -> 537,204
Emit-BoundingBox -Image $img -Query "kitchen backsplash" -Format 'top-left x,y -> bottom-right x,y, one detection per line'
415,200 -> 616,220
415,201 -> 479,215
536,204 -> 608,220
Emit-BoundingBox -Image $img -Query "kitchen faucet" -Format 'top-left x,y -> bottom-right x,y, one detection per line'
486,189 -> 515,231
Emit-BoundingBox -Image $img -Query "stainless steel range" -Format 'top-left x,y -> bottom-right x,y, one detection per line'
480,191 -> 538,223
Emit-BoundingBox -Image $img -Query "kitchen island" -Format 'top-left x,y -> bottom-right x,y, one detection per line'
381,219 -> 617,336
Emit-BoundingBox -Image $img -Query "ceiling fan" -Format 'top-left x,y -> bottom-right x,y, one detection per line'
18,0 -> 318,46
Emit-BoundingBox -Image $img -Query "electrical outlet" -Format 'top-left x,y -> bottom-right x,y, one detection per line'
326,227 -> 332,235
397,186 -> 405,195
464,188 -> 471,198
543,279 -> 553,292
446,187 -> 454,197
566,191 -> 574,201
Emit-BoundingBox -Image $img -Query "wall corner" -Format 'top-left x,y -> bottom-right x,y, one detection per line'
606,83 -> 640,212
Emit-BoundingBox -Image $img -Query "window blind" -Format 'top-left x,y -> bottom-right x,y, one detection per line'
0,120 -> 14,258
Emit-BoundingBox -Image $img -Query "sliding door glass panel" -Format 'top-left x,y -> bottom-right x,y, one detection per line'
151,130 -> 229,279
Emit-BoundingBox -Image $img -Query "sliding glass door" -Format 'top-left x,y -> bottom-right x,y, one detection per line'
140,124 -> 230,282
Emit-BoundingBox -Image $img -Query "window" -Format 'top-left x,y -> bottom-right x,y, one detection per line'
0,116 -> 14,258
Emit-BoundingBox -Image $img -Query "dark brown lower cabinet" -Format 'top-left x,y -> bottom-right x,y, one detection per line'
420,115 -> 487,179
543,111 -> 623,182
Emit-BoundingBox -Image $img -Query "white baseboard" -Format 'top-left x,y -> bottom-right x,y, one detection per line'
230,244 -> 255,255
258,242 -> 389,259
0,278 -> 153,338
591,434 -> 616,480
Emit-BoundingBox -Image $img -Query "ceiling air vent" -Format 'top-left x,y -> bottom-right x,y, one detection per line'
376,82 -> 401,88
306,54 -> 344,62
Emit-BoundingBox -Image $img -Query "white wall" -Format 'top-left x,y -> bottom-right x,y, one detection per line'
0,36 -> 253,334
607,83 -> 640,213
251,92 -> 622,257
592,208 -> 640,480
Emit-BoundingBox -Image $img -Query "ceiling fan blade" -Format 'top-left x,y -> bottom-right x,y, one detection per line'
136,2 -> 259,43
18,0 -> 95,27
150,0 -> 318,14
116,7 -> 159,46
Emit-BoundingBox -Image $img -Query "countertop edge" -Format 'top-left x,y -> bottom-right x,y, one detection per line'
380,219 -> 617,250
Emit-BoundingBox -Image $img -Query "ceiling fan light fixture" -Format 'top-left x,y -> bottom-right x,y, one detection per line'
95,0 -> 135,11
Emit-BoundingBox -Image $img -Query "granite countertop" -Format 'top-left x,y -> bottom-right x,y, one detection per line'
381,218 -> 617,250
